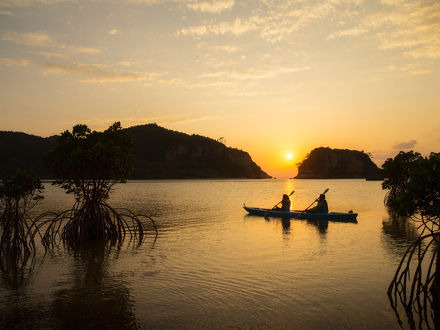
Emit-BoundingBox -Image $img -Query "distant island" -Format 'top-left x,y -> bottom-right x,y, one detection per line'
295,147 -> 382,180
0,124 -> 271,179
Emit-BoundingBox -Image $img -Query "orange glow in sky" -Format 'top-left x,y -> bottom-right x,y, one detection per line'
1,1 -> 439,178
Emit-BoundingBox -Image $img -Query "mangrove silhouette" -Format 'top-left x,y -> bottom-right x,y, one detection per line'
382,151 -> 440,329
0,122 -> 158,276
36,122 -> 157,249
0,169 -> 43,266
0,169 -> 46,328
296,147 -> 382,179
0,123 -> 270,179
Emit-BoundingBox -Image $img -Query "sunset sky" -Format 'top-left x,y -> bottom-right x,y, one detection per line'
1,0 -> 439,178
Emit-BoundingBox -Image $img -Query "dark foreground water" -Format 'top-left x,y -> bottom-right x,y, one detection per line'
0,179 -> 418,329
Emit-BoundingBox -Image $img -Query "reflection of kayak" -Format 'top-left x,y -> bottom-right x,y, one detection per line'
243,206 -> 358,222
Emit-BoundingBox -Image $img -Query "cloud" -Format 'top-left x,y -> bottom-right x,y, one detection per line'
327,27 -> 368,40
405,45 -> 440,59
178,2 -> 337,42
392,139 -> 417,150
327,1 -> 440,59
125,0 -> 165,4
58,45 -> 100,55
198,66 -> 309,81
179,17 -> 259,37
0,57 -> 160,83
0,10 -> 14,15
39,62 -> 156,83
214,45 -> 238,52
196,42 -> 239,53
32,51 -> 70,59
186,0 -> 234,13
2,31 -> 101,54
387,62 -> 431,75
255,2 -> 337,42
118,61 -> 137,67
0,57 -> 30,66
0,0 -> 71,7
2,31 -> 52,47
125,0 -> 234,13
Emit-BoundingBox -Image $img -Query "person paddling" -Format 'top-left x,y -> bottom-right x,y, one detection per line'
308,194 -> 328,213
273,194 -> 291,211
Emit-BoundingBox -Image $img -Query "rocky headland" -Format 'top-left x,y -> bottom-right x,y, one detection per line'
295,147 -> 382,180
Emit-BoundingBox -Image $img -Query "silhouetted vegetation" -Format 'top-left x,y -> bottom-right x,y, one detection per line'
0,169 -> 43,261
0,123 -> 270,179
0,131 -> 56,178
382,151 -> 422,215
38,123 -> 156,248
44,122 -> 134,198
126,124 -> 270,178
296,147 -> 382,179
382,151 -> 440,329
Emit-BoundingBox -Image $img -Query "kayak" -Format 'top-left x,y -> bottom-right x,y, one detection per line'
243,205 -> 358,222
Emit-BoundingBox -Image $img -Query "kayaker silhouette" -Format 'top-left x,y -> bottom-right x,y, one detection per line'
308,194 -> 328,213
272,194 -> 291,211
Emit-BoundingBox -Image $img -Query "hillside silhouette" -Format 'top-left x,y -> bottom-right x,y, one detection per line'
0,124 -> 270,179
295,147 -> 382,179
0,131 -> 57,178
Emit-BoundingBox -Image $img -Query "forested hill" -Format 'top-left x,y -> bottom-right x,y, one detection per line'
295,147 -> 382,179
125,124 -> 270,178
0,131 -> 57,178
0,124 -> 271,179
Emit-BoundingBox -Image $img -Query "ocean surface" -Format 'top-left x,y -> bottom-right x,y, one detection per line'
0,179 -> 418,329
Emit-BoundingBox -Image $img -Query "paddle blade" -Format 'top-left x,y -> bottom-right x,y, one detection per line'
289,190 -> 295,196
323,188 -> 329,194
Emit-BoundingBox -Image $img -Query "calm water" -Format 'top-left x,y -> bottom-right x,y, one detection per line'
0,179 -> 418,329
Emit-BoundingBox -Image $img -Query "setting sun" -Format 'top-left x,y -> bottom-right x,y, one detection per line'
286,153 -> 293,160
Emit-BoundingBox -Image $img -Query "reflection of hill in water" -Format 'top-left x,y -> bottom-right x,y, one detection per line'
50,243 -> 138,329
381,213 -> 420,257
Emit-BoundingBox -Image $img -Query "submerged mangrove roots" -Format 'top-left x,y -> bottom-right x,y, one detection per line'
0,209 -> 41,286
387,215 -> 440,330
0,211 -> 39,262
0,169 -> 43,265
36,200 -> 158,249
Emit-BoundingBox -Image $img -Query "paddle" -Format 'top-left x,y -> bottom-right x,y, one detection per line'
264,190 -> 295,217
303,188 -> 329,212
